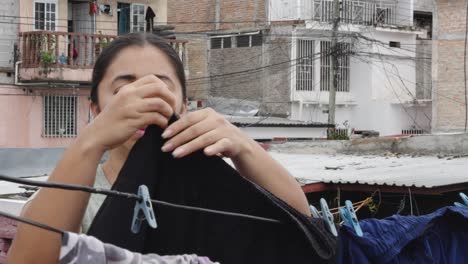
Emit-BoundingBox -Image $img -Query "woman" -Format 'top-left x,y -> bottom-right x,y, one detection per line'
7,33 -> 310,263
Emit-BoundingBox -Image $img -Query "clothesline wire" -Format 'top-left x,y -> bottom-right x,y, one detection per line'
0,174 -> 281,224
0,210 -> 63,235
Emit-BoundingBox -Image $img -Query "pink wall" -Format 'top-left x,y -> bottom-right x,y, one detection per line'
0,86 -> 90,148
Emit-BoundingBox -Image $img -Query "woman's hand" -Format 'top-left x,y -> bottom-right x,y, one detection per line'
161,108 -> 255,159
83,75 -> 177,151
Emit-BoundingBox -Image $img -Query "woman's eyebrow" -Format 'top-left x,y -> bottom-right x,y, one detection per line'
112,74 -> 136,86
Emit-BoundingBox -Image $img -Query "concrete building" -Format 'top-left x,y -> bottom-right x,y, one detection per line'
432,0 -> 468,133
170,0 -> 435,136
0,0 -> 186,148
0,0 -> 19,84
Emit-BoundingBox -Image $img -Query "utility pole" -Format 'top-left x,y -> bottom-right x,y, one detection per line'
328,0 -> 340,137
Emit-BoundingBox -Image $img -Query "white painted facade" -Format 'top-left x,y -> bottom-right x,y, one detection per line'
270,0 -> 432,136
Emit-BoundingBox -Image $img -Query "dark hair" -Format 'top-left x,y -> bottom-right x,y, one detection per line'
90,33 -> 186,104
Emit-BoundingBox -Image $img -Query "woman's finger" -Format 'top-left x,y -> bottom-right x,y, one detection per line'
171,129 -> 222,158
204,138 -> 233,156
139,111 -> 169,129
161,118 -> 217,152
137,97 -> 174,119
135,82 -> 177,111
162,109 -> 212,139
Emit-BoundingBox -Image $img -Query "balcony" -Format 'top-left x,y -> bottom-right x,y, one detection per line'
313,0 -> 398,26
18,31 -> 188,84
269,0 -> 411,27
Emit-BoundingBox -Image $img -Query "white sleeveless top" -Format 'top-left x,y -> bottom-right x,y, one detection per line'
81,164 -> 111,233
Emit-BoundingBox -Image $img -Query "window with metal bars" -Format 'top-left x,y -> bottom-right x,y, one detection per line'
210,37 -> 232,49
235,33 -> 262,48
34,1 -> 56,31
296,39 -> 315,91
43,95 -> 78,137
236,35 -> 250,47
320,41 -> 350,92
402,129 -> 425,135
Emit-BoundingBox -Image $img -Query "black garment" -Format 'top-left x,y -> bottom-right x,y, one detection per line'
145,7 -> 156,32
88,122 -> 336,264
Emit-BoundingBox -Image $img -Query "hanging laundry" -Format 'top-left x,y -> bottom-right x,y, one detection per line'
338,206 -> 468,264
88,122 -> 337,264
89,2 -> 98,16
145,6 -> 156,32
59,232 -> 218,264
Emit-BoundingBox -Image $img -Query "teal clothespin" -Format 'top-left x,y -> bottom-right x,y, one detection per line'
460,193 -> 468,206
309,205 -> 321,219
320,198 -> 338,237
131,185 -> 157,234
453,193 -> 468,208
339,200 -> 363,237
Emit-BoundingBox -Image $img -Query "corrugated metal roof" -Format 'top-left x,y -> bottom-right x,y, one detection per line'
225,116 -> 332,128
269,152 -> 468,188
0,148 -> 65,178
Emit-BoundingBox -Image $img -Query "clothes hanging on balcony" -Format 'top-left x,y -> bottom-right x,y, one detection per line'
59,232 -> 217,264
337,206 -> 468,264
89,2 -> 98,16
145,7 -> 156,32
87,120 -> 337,264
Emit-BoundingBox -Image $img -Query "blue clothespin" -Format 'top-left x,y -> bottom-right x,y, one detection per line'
460,193 -> 468,206
131,185 -> 157,234
454,193 -> 468,207
320,198 -> 338,237
309,205 -> 321,219
339,200 -> 363,237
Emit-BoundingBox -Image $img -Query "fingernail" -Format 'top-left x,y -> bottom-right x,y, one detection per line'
172,147 -> 184,158
162,129 -> 172,138
136,130 -> 145,137
161,143 -> 173,152
204,147 -> 213,155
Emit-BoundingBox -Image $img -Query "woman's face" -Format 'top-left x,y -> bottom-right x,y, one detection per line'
91,44 -> 187,147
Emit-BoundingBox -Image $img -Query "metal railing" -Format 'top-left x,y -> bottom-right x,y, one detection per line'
19,31 -> 188,69
313,0 -> 397,26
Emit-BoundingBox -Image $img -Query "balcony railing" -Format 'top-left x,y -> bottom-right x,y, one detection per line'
19,31 -> 117,68
19,31 -> 188,70
313,0 -> 397,26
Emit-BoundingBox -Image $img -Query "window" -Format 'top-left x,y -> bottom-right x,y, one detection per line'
34,1 -> 57,31
296,39 -> 315,91
402,129 -> 425,135
43,95 -> 78,137
223,37 -> 232,48
320,41 -> 350,92
131,4 -> 145,32
210,37 -> 232,49
236,33 -> 262,48
237,35 -> 250,47
389,41 -> 401,48
251,34 -> 262,46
